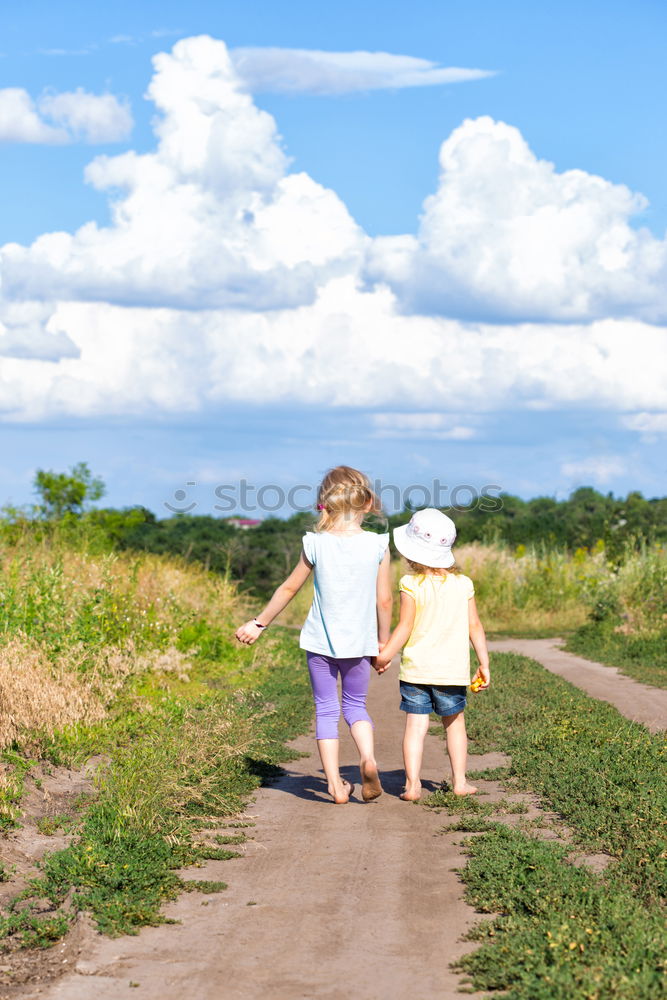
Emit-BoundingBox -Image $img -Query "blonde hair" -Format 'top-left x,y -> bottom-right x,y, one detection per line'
315,465 -> 383,532
406,558 -> 460,576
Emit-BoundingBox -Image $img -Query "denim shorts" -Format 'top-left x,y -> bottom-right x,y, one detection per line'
399,681 -> 467,717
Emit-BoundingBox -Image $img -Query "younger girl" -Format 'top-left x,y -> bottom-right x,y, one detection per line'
236,466 -> 392,804
374,507 -> 490,800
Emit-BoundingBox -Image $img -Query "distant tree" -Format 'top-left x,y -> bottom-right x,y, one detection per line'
34,462 -> 106,520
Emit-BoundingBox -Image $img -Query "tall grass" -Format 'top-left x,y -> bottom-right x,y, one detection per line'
276,540 -> 666,639
0,534 -> 251,753
0,530 -> 314,947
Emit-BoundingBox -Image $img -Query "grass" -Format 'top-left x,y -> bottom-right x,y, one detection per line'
0,533 -> 314,953
436,651 -> 667,999
1,633 -> 312,947
564,542 -> 667,687
22,629 -> 308,941
0,751 -> 39,829
566,623 -> 667,688
272,540 -> 667,668
456,825 -> 666,1000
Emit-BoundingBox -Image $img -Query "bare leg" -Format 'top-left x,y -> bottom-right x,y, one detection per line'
401,713 -> 430,800
317,739 -> 353,803
350,720 -> 383,800
441,711 -> 477,795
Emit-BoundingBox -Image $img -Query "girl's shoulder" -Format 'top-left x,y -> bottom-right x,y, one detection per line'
399,572 -> 423,596
366,529 -> 389,550
452,572 -> 475,598
302,531 -> 318,563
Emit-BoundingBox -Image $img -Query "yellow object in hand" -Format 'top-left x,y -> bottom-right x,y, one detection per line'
470,677 -> 484,692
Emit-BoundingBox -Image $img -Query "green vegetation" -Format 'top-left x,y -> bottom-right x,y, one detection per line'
0,523 -> 312,952
10,465 -> 665,604
457,825 -> 665,1000
33,462 -> 106,520
0,462 -> 664,984
567,628 -> 667,688
565,542 -> 667,686
432,652 -> 667,998
5,466 -> 666,657
406,486 -> 667,555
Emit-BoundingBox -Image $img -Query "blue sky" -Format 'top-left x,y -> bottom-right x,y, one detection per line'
0,0 -> 665,515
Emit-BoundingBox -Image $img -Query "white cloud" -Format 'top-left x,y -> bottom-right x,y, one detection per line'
1,37 -> 364,311
38,89 -> 133,143
0,35 -> 665,428
0,87 -> 132,144
230,47 -> 494,95
371,413 -> 476,439
622,412 -> 667,436
1,283 -> 666,422
365,117 -> 667,323
0,88 -> 68,144
0,302 -> 79,361
560,456 -> 626,485
38,46 -> 98,57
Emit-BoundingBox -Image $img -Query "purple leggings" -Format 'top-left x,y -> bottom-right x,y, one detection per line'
306,652 -> 373,740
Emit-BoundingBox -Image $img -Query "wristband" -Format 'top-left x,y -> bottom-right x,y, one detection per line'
253,619 -> 267,629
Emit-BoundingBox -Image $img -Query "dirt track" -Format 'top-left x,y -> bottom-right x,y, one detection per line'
488,637 -> 667,733
29,664 -> 492,1000
26,641 -> 666,1000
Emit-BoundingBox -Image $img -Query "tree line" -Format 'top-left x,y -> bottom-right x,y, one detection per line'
4,463 -> 666,600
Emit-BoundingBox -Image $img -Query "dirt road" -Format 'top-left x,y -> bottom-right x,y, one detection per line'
29,640 -> 666,1000
488,637 -> 667,733
32,665 -> 491,1000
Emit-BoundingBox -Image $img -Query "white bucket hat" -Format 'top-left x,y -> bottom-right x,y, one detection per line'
393,508 -> 457,568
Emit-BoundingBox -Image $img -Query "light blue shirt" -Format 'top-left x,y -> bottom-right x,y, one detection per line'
299,530 -> 390,658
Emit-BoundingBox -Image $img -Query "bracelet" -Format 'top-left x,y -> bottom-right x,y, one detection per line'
253,619 -> 267,629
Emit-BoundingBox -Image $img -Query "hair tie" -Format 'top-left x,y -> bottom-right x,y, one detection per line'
317,503 -> 325,510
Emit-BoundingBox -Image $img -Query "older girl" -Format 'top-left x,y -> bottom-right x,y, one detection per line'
236,466 -> 392,804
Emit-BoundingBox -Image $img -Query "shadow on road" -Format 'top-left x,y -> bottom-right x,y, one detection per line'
267,765 -> 440,802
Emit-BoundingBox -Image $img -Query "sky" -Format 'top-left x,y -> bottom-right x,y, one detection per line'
0,0 -> 665,517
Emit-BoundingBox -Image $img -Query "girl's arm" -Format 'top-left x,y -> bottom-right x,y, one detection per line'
468,597 -> 491,688
376,549 -> 393,646
374,592 -> 416,673
235,551 -> 313,645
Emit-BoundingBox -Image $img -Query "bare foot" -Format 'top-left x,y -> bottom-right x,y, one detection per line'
360,761 -> 383,802
452,782 -> 478,796
330,779 -> 354,804
399,782 -> 422,801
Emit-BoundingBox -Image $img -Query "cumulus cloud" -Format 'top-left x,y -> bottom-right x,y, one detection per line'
0,34 -> 666,426
39,88 -> 133,143
0,302 -> 79,361
1,282 -> 666,422
230,47 -> 494,95
0,89 -> 68,144
0,87 -> 133,144
0,37 -> 363,311
365,117 -> 667,323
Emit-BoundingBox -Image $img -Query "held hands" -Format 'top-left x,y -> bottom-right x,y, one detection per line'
470,664 -> 491,691
373,640 -> 392,674
235,620 -> 264,645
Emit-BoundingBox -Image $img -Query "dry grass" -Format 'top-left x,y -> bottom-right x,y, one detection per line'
0,538 -> 252,752
0,637 -> 106,750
